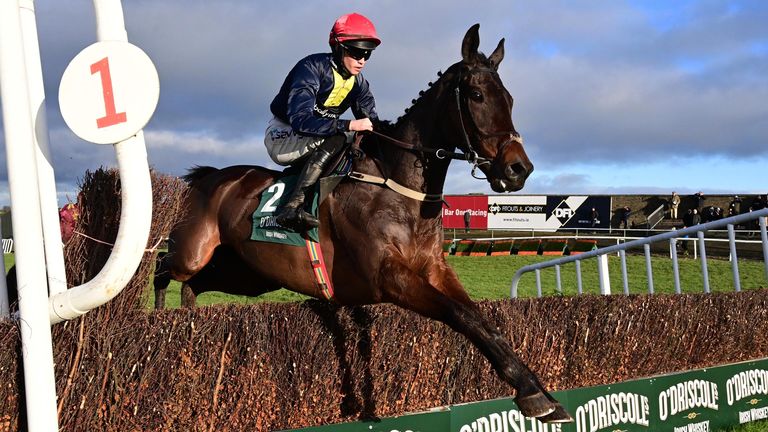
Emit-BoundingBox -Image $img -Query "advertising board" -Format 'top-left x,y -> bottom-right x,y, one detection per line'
442,195 -> 612,231
284,358 -> 768,432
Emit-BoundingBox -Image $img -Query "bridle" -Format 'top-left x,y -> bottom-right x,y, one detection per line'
347,64 -> 524,202
368,65 -> 523,180
454,66 -> 522,179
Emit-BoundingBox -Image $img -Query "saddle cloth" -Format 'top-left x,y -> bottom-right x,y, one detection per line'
249,152 -> 353,246
250,174 -> 320,246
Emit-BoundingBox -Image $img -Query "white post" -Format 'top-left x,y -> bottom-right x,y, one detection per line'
18,0 -> 68,296
597,254 -> 611,295
0,225 -> 8,318
0,0 -> 59,430
48,0 -> 154,323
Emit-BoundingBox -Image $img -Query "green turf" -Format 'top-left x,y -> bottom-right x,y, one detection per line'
448,254 -> 767,300
5,251 -> 766,308
722,421 -> 768,432
145,253 -> 766,309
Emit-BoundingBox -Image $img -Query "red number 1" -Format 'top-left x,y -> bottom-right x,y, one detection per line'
90,57 -> 127,128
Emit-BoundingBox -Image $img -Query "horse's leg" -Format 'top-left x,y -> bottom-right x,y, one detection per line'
153,252 -> 170,310
180,283 -> 196,308
379,256 -> 570,422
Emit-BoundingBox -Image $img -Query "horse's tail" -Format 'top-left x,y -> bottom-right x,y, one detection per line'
182,165 -> 219,185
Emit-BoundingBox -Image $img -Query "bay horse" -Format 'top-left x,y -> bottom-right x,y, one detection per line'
154,24 -> 572,423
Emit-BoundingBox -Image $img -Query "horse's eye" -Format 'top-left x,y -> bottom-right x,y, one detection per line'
469,90 -> 483,101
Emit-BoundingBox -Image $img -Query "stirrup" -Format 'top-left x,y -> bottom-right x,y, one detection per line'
275,207 -> 319,232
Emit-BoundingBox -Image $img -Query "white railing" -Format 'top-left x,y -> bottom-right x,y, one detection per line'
646,204 -> 666,229
510,208 -> 768,298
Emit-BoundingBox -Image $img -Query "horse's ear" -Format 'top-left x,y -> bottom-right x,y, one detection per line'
462,23 -> 480,63
489,38 -> 505,70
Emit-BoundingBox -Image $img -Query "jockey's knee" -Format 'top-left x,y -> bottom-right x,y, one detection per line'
317,133 -> 348,155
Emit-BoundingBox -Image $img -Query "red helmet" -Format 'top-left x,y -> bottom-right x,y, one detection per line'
329,13 -> 381,50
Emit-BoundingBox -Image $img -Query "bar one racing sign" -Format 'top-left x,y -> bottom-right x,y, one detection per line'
442,195 -> 611,231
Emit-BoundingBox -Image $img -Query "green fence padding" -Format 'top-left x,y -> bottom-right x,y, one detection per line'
542,239 -> 568,254
571,239 -> 598,253
490,240 -> 515,255
470,240 -> 492,255
284,357 -> 768,432
454,240 -> 475,255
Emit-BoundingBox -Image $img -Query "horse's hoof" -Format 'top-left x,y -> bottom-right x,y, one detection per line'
537,404 -> 574,423
514,392 -> 556,418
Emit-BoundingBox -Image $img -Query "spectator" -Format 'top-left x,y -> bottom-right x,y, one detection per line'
590,207 -> 600,231
618,206 -> 630,229
463,210 -> 471,233
759,195 -> 768,210
691,208 -> 701,226
682,209 -> 694,228
728,195 -> 741,217
59,202 -> 80,243
670,191 -> 681,219
701,206 -> 721,223
693,191 -> 706,211
751,195 -> 768,234
5,201 -> 81,312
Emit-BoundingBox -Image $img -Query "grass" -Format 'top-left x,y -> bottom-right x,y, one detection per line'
449,254 -> 767,299
724,422 -> 768,432
3,253 -> 11,273
143,253 -> 767,308
4,252 -> 766,307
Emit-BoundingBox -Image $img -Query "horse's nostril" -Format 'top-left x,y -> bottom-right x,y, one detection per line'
507,162 -> 528,178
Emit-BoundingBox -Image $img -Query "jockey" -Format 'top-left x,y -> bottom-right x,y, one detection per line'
265,12 -> 381,231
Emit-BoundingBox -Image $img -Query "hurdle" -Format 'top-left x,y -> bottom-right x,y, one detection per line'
0,0 -> 158,430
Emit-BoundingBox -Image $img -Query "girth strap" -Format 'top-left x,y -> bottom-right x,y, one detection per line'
348,171 -> 443,202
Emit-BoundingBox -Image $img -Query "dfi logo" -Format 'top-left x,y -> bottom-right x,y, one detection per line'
554,208 -> 574,219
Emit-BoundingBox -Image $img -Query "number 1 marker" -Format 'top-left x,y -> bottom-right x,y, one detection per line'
90,57 -> 127,128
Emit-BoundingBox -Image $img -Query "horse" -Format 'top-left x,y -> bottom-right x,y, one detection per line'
154,24 -> 572,423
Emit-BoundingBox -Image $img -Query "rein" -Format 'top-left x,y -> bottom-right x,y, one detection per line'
345,65 -> 523,202
367,129 -> 470,162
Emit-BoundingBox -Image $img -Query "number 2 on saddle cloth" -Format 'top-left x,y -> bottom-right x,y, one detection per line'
250,152 -> 354,300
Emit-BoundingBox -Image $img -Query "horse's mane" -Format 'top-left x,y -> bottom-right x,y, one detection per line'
382,54 -> 492,130
183,165 -> 219,184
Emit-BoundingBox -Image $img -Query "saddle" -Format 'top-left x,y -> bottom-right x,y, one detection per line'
249,146 -> 355,245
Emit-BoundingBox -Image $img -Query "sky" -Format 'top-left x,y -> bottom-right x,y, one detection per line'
1,0 -> 767,206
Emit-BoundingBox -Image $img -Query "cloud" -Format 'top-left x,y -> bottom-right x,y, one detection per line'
1,0 -> 766,207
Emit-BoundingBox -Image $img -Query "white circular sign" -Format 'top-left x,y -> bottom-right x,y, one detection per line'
59,41 -> 159,145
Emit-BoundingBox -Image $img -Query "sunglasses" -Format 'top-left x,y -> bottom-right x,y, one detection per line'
343,45 -> 372,61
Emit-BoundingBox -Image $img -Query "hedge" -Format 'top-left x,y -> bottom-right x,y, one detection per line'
4,292 -> 768,431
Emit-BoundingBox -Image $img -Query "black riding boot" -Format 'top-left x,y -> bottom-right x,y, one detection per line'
274,135 -> 347,231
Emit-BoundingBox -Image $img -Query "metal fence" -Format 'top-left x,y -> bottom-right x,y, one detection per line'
510,208 -> 768,298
